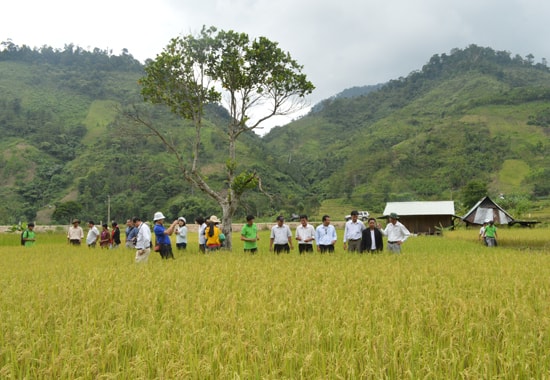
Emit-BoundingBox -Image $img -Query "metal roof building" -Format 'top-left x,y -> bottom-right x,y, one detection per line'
382,201 -> 456,234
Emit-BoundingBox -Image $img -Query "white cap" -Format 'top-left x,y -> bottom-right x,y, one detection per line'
178,217 -> 186,223
153,211 -> 166,221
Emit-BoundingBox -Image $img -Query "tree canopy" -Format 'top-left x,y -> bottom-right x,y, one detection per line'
136,26 -> 314,248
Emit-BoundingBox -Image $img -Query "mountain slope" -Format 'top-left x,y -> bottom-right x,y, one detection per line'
0,46 -> 306,224
1,44 -> 549,224
263,45 -> 550,214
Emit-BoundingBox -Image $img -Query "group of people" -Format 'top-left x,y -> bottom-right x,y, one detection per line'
194,215 -> 225,253
258,211 -> 411,255
67,219 -> 121,248
60,212 -> 220,262
131,212 -> 190,262
478,219 -> 498,247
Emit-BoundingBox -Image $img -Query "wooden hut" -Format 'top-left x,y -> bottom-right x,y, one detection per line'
382,201 -> 456,234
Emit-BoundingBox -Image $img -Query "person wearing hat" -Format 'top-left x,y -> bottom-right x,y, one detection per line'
133,216 -> 152,263
380,213 -> 410,254
205,215 -> 223,252
67,219 -> 84,246
175,217 -> 188,250
343,210 -> 366,253
241,214 -> 259,254
86,221 -> 100,248
270,215 -> 294,254
22,222 -> 36,247
153,211 -> 178,259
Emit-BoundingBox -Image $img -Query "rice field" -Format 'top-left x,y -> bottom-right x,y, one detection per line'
1,227 -> 549,379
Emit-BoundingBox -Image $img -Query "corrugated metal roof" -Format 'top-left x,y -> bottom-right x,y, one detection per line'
383,201 -> 455,216
461,196 -> 515,225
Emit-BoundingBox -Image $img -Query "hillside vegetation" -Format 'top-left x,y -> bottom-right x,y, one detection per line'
263,45 -> 550,218
1,43 -> 549,225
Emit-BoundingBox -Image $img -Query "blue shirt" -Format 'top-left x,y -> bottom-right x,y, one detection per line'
315,224 -> 337,245
154,224 -> 171,245
127,226 -> 138,242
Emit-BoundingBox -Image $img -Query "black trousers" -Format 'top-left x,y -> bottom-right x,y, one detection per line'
159,243 -> 174,259
274,243 -> 290,254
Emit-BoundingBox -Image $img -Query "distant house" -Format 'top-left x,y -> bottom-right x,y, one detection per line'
461,196 -> 514,226
382,201 -> 456,234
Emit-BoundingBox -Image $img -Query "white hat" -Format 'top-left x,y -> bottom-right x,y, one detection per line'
209,215 -> 221,223
153,211 -> 166,221
178,216 -> 186,223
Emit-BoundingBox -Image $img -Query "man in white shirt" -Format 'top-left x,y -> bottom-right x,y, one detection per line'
381,213 -> 411,254
269,215 -> 294,254
67,219 -> 84,245
133,216 -> 152,263
295,214 -> 315,254
86,221 -> 100,248
315,215 -> 337,253
343,210 -> 366,253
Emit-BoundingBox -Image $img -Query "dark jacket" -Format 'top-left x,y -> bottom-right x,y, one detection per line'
360,228 -> 383,252
112,227 -> 121,245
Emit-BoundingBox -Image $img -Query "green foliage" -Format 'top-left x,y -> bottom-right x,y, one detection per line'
460,180 -> 488,209
52,201 -> 82,224
497,194 -> 532,218
137,26 -> 314,248
2,43 -> 550,225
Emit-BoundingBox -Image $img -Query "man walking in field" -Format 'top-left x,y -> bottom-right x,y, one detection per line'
315,215 -> 337,253
269,215 -> 293,254
86,221 -> 100,248
67,219 -> 84,245
381,213 -> 410,254
295,214 -> 315,254
343,210 -> 365,253
133,216 -> 152,263
360,217 -> 384,253
22,223 -> 36,247
241,215 -> 259,254
484,220 -> 498,247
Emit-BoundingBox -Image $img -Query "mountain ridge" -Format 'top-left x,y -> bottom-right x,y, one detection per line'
1,43 -> 549,224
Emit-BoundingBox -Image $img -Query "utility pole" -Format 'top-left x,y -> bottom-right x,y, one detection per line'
107,195 -> 111,223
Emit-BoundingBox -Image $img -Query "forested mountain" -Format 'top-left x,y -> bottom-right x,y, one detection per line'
0,43 -> 306,225
1,43 -> 549,225
263,45 -> 550,214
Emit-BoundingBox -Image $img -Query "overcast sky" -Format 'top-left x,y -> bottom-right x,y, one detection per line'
3,0 -> 550,133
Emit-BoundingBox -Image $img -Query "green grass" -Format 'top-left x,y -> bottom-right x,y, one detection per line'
1,227 -> 550,378
497,159 -> 531,194
82,100 -> 120,144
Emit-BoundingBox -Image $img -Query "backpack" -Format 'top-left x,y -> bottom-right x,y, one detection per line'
21,230 -> 27,246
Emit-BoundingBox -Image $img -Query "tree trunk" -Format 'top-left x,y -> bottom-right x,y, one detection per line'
220,201 -> 235,250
